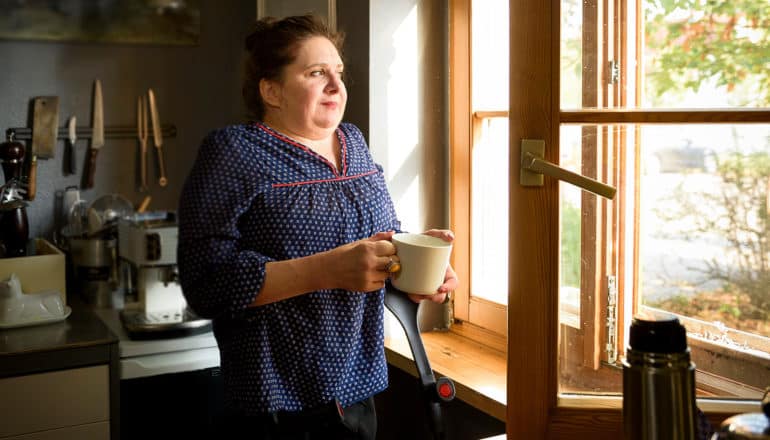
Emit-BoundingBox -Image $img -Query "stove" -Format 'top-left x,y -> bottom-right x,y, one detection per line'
94,308 -> 224,438
93,308 -> 219,379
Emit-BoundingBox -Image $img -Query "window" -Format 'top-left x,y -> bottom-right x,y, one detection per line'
450,0 -> 770,436
449,0 -> 509,341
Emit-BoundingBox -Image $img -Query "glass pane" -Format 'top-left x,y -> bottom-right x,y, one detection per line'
560,0 -> 582,109
639,123 -> 770,398
558,122 -> 770,400
560,126 -> 582,328
472,0 -> 508,111
471,118 -> 509,305
644,3 -> 770,108
560,0 -> 770,110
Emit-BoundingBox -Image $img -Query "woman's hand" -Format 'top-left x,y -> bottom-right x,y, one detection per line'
327,231 -> 397,292
407,229 -> 459,304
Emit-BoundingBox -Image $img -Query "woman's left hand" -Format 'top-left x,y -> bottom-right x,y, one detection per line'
407,229 -> 459,304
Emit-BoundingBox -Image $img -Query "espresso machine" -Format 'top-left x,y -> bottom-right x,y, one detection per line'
118,214 -> 210,339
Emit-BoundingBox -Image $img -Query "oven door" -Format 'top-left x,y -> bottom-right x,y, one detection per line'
120,348 -> 223,439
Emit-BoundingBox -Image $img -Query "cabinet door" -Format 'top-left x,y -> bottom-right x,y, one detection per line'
0,366 -> 109,438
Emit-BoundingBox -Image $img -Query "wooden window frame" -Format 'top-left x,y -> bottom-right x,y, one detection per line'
505,0 -> 770,438
449,0 -> 508,344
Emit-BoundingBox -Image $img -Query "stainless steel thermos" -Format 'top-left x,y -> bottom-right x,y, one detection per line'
623,315 -> 698,440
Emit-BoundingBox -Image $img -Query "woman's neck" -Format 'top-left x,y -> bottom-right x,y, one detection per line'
261,119 -> 341,171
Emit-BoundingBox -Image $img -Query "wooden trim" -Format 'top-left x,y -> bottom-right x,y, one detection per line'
507,0 -> 557,437
580,0 -> 603,371
468,297 -> 507,336
474,111 -> 508,119
450,320 -> 508,354
560,109 -> 770,124
449,0 -> 472,321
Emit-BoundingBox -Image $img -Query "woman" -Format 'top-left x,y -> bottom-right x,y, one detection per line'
177,14 -> 458,439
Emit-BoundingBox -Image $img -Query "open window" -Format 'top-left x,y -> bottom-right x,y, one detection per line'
450,0 -> 770,437
557,0 -> 770,401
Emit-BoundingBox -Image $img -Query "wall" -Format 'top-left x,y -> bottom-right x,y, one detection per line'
0,1 -> 255,240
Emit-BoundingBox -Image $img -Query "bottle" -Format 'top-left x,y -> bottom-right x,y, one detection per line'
623,315 -> 697,439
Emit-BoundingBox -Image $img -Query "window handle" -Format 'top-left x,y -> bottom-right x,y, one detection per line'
520,139 -> 617,200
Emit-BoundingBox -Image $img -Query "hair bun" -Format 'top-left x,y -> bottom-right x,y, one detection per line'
244,17 -> 277,51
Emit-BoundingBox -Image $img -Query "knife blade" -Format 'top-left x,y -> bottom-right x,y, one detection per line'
147,88 -> 167,187
85,79 -> 104,189
28,96 -> 60,200
64,116 -> 77,175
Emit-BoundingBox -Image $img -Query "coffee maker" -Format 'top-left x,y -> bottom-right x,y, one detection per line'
118,214 -> 210,339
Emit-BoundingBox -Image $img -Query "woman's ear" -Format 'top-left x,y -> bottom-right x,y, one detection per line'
259,78 -> 281,108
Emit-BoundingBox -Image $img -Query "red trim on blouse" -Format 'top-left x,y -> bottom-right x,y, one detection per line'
255,122 -> 347,177
272,169 -> 379,188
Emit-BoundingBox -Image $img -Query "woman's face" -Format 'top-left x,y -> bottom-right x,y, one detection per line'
262,36 -> 347,140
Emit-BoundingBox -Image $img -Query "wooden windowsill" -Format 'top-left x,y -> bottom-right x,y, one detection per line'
384,326 -> 507,421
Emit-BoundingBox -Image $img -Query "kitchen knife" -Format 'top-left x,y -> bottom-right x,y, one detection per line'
64,116 -> 77,175
84,79 -> 104,189
28,96 -> 60,200
147,88 -> 167,187
137,94 -> 148,192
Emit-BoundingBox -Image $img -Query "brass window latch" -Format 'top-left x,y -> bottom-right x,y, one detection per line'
519,139 -> 617,200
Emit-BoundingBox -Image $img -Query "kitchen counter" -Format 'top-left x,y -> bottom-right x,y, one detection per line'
0,297 -> 120,440
0,298 -> 119,378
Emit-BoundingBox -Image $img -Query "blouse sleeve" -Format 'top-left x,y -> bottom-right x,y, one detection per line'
177,129 -> 273,319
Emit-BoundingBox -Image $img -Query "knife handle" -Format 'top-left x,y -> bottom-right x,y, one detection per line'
26,155 -> 37,201
140,145 -> 148,191
64,141 -> 76,176
155,145 -> 167,187
85,147 -> 99,189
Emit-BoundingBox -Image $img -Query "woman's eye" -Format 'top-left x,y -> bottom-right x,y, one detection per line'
310,70 -> 324,77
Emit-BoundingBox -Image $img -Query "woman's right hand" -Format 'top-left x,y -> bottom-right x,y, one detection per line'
326,231 -> 397,292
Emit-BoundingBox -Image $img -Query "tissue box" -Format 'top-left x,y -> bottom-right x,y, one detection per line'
0,239 -> 66,304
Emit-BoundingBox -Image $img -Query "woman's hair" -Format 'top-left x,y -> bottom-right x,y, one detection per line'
242,14 -> 345,120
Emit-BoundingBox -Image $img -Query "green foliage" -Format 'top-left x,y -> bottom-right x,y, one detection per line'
560,202 -> 581,287
645,0 -> 770,105
660,151 -> 770,319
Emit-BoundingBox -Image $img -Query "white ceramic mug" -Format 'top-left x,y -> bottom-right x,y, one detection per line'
391,233 -> 453,295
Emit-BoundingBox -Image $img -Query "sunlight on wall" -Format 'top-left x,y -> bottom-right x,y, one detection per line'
370,3 -> 422,232
387,5 -> 420,232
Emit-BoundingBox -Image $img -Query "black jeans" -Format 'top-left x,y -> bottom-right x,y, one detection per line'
222,397 -> 377,440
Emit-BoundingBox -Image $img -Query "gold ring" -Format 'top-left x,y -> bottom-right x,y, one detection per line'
385,258 -> 401,273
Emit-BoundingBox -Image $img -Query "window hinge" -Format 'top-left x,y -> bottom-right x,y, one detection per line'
608,60 -> 620,85
605,275 -> 618,365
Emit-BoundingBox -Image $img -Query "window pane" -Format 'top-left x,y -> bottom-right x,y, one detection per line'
472,0 -> 508,111
639,123 -> 770,398
560,0 -> 582,109
560,126 -> 582,328
471,117 -> 508,305
644,2 -> 770,108
558,122 -> 770,399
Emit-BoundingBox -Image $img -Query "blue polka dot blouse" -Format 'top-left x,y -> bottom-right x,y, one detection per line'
177,122 -> 400,414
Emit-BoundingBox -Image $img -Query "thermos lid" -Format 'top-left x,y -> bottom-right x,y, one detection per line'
629,315 -> 687,353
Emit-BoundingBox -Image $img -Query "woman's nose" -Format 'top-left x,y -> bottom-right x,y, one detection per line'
325,74 -> 343,93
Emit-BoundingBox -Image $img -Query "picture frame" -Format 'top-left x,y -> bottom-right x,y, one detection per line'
0,1 -> 200,46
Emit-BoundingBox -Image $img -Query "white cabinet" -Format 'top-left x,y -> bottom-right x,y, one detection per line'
0,365 -> 109,440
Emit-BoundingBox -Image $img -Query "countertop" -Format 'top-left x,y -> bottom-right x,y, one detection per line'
0,297 -> 119,378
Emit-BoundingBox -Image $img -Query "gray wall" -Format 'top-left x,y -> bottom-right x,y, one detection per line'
0,1 -> 371,242
0,1 -> 255,240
